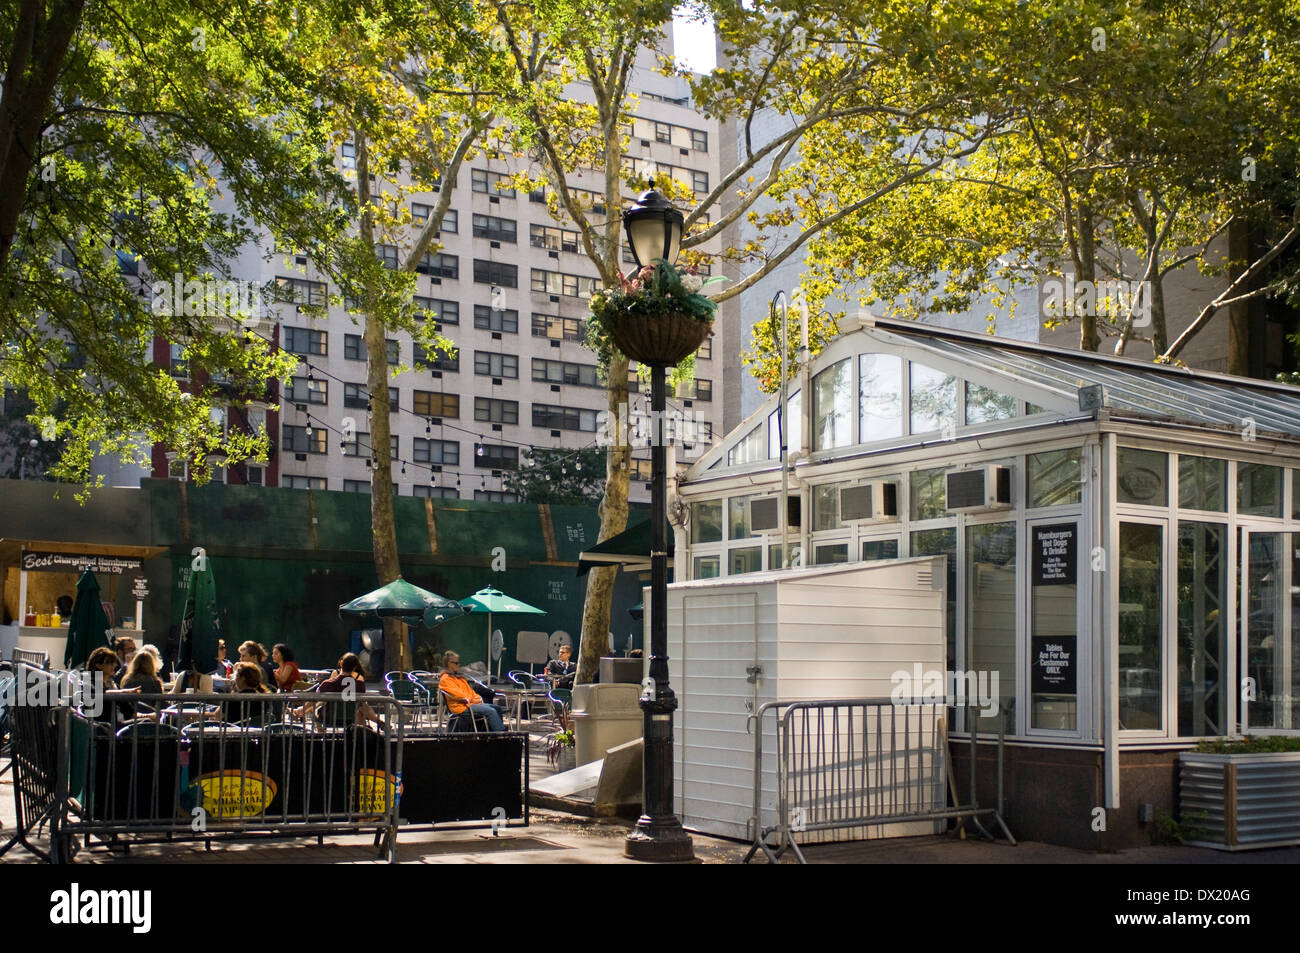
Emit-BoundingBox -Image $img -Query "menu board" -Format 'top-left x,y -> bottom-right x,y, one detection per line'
1032,523 -> 1076,586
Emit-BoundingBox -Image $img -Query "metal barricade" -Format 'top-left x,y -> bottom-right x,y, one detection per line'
2,663 -> 407,862
744,697 -> 1015,864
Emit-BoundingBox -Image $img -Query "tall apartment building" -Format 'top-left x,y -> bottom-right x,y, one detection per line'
131,44 -> 721,503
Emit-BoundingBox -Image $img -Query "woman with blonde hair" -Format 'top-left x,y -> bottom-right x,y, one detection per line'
120,648 -> 163,696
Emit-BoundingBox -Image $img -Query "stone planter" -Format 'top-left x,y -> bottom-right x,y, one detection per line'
1179,751 -> 1300,850
608,310 -> 711,366
555,745 -> 577,774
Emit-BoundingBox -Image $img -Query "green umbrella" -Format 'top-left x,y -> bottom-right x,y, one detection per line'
339,578 -> 465,629
178,557 -> 222,676
64,568 -> 111,669
458,586 -> 547,677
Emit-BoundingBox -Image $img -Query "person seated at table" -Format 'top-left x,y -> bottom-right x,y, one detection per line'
238,640 -> 277,692
213,639 -> 234,678
545,644 -> 576,689
224,661 -> 274,725
233,661 -> 269,694
120,649 -> 164,696
56,594 -> 74,617
297,654 -> 383,728
112,636 -> 138,686
272,643 -> 302,692
86,646 -> 147,725
439,651 -> 505,732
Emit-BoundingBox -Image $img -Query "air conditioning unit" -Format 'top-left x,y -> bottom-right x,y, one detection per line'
840,481 -> 899,523
749,495 -> 801,533
946,465 -> 1013,513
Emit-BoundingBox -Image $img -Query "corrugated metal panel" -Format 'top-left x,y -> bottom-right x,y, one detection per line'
1181,753 -> 1300,850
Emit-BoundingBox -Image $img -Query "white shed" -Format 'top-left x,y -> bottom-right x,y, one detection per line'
659,555 -> 948,841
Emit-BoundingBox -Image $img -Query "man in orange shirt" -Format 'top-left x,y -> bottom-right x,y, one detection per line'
439,651 -> 506,731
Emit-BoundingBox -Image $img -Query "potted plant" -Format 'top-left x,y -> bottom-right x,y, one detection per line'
587,259 -> 723,367
1179,735 -> 1300,850
547,726 -> 576,773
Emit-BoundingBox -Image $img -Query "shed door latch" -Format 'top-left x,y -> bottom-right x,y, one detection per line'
745,665 -> 763,684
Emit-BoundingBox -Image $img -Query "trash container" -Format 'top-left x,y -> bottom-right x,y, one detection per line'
599,655 -> 644,685
571,683 -> 643,767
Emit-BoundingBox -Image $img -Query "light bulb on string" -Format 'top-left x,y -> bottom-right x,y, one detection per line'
401,462 -> 406,475
475,441 -> 485,458
426,418 -> 432,434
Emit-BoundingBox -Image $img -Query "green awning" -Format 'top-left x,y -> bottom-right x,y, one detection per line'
577,520 -> 673,576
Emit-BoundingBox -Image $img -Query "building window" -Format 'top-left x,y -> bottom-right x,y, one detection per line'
413,438 -> 459,465
413,204 -> 456,232
530,269 -> 597,298
414,344 -> 458,372
413,485 -> 460,499
287,377 -> 328,405
473,259 -> 518,288
531,313 -> 583,341
859,354 -> 902,442
168,342 -> 189,378
690,128 -> 708,151
674,378 -> 712,401
474,351 -> 518,378
283,474 -> 326,490
416,252 -> 459,279
697,337 -> 712,360
1177,520 -> 1227,737
910,467 -> 947,520
475,444 -> 518,470
413,296 -> 458,325
691,500 -> 722,543
413,391 -> 459,419
691,170 -> 709,195
912,527 -> 957,670
967,521 -> 1017,729
275,276 -> 327,307
1119,521 -> 1163,730
472,214 -> 517,243
375,244 -> 399,269
630,458 -> 653,481
341,142 -> 356,168
531,403 -> 597,432
1027,449 -> 1082,508
965,381 -> 1017,425
1117,447 -> 1168,506
531,358 -> 599,387
813,359 -> 852,450
344,334 -> 399,364
530,223 -> 579,253
727,426 -> 765,466
1178,456 -> 1227,512
282,424 -> 326,454
475,397 -> 519,425
245,465 -> 265,487
1237,462 -> 1283,517
343,383 -> 367,409
471,168 -> 515,197
909,363 -> 957,437
283,327 -> 327,357
654,121 -> 672,143
474,304 -> 518,333
343,480 -> 371,493
475,490 -> 519,502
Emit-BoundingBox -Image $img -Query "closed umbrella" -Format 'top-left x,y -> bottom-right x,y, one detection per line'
458,586 -> 547,678
177,558 -> 222,677
64,568 -> 111,669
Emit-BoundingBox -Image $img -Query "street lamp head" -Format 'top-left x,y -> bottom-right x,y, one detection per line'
623,182 -> 683,270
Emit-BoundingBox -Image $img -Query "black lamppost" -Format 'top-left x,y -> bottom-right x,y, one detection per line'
621,185 -> 694,862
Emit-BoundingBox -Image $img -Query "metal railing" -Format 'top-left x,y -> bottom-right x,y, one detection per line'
744,697 -> 1015,864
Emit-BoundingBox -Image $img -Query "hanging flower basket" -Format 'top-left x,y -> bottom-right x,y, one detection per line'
608,309 -> 712,367
588,260 -> 724,367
